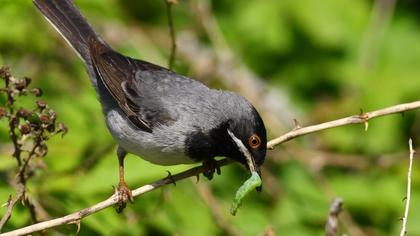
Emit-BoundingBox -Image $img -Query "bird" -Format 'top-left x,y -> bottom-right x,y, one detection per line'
33,0 -> 267,212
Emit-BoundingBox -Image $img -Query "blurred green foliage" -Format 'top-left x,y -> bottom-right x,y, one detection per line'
1,0 -> 420,235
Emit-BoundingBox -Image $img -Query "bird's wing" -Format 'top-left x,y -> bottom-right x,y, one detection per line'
89,39 -> 177,132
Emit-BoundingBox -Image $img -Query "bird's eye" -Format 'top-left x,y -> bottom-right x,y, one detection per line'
248,134 -> 261,149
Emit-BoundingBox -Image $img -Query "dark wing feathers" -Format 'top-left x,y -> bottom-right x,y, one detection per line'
122,81 -> 141,113
89,39 -> 175,132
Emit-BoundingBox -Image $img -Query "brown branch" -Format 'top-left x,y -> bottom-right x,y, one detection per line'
267,101 -> 420,149
0,133 -> 44,231
9,118 -> 21,165
19,137 -> 41,183
400,139 -> 415,236
2,101 -> 420,235
165,0 -> 177,70
325,197 -> 344,236
0,187 -> 25,231
0,119 -> 27,231
0,67 -> 67,232
0,159 -> 233,236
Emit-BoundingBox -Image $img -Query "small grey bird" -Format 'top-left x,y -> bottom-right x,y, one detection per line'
33,0 -> 267,211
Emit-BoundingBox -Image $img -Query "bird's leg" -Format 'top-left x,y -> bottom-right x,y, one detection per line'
115,146 -> 133,213
202,158 -> 221,180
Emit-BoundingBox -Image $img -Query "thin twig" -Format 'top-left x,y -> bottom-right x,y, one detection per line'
2,101 -> 420,235
9,119 -> 21,165
0,135 -> 44,231
325,197 -> 343,236
165,0 -> 177,70
267,101 -> 420,149
0,67 -> 67,231
400,139 -> 415,236
0,187 -> 25,231
0,159 -> 233,236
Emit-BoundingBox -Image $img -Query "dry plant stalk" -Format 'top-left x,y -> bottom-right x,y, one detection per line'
325,197 -> 343,236
0,66 -> 67,232
399,139 -> 415,236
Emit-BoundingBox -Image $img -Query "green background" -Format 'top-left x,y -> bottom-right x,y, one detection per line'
1,0 -> 420,235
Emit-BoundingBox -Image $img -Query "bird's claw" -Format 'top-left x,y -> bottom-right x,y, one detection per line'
202,159 -> 221,180
115,182 -> 133,213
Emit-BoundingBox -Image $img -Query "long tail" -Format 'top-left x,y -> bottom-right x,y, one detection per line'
33,0 -> 104,64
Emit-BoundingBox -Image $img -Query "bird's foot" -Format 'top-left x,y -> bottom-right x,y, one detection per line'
114,182 -> 133,213
202,159 -> 221,180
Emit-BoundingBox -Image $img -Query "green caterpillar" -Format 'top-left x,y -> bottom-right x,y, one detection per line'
230,171 -> 262,215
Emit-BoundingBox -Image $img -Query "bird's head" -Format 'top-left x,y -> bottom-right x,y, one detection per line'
185,92 -> 266,189
219,98 -> 266,191
225,107 -> 266,172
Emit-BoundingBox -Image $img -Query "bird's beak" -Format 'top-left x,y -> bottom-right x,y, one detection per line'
227,130 -> 262,192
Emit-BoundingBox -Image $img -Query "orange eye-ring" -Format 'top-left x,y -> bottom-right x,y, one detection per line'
248,134 -> 261,149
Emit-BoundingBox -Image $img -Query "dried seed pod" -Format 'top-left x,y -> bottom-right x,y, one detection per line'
23,77 -> 31,87
46,124 -> 55,132
31,88 -> 43,97
39,114 -> 51,125
10,117 -> 19,126
0,66 -> 11,79
48,110 -> 56,122
57,122 -> 68,137
19,123 -> 31,134
17,108 -> 30,119
36,100 -> 47,110
15,79 -> 27,91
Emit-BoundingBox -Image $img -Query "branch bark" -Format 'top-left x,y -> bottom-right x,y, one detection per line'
267,101 -> 420,148
2,100 -> 420,236
0,159 -> 233,236
325,197 -> 344,236
399,139 -> 415,236
0,188 -> 24,231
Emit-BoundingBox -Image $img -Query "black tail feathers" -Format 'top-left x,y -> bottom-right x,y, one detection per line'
33,0 -> 103,63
